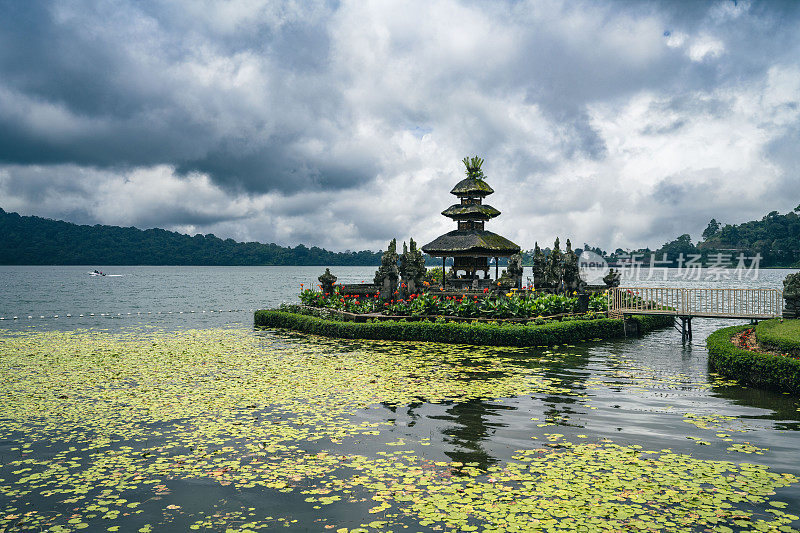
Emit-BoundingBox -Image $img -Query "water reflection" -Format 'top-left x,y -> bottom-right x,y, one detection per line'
711,383 -> 800,431
432,399 -> 513,470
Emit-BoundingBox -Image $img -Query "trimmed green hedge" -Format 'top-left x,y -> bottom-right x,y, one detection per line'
707,324 -> 800,395
254,309 -> 672,347
755,319 -> 800,357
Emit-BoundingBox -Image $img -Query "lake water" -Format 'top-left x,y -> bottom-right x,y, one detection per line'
0,265 -> 791,330
1,266 -> 799,532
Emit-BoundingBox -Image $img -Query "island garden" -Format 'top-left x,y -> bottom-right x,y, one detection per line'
256,157 -> 672,346
256,157 -> 799,398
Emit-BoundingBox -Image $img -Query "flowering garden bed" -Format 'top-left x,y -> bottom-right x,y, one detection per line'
254,285 -> 674,347
706,322 -> 800,394
299,286 -> 608,320
279,303 -> 608,324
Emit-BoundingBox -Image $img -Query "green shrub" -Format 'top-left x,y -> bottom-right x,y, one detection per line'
755,319 -> 800,357
706,325 -> 800,395
254,309 -> 671,347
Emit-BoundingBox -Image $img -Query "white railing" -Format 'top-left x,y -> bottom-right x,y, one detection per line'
608,287 -> 783,319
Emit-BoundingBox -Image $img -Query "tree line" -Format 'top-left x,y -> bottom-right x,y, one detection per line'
0,209 -> 381,266
3,205 -> 799,267
517,206 -> 800,268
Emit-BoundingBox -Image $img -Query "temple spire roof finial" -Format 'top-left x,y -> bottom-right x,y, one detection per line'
462,155 -> 485,179
451,155 -> 494,197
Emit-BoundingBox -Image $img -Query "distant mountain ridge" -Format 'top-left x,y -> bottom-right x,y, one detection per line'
0,208 -> 382,266
3,205 -> 798,267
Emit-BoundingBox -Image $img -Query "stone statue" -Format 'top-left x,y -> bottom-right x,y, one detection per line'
546,237 -> 563,291
399,241 -> 410,281
318,268 -> 337,294
399,238 -> 427,295
532,242 -> 546,290
783,272 -> 800,318
374,239 -> 400,298
506,253 -> 523,289
603,268 -> 621,289
563,239 -> 580,293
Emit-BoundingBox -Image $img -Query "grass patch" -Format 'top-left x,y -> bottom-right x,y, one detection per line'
756,318 -> 800,357
707,324 -> 800,395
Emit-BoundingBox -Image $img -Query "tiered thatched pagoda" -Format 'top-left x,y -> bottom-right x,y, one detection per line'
422,157 -> 520,287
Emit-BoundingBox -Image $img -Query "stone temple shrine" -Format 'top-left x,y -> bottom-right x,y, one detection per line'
422,157 -> 520,288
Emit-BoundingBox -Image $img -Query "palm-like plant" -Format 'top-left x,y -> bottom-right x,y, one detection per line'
462,155 -> 486,179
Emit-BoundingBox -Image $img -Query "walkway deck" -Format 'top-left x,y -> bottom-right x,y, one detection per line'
608,286 -> 782,320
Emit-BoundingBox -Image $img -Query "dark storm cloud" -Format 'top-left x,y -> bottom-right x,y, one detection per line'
0,0 -> 796,188
1,0 -> 800,250
0,0 -> 370,194
651,176 -> 718,207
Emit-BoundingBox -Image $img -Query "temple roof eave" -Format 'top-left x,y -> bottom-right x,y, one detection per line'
441,203 -> 501,220
449,178 -> 494,196
421,230 -> 521,257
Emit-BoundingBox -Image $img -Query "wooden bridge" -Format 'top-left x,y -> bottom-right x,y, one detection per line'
608,286 -> 783,341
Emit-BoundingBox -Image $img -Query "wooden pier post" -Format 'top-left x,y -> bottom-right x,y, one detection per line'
679,316 -> 692,342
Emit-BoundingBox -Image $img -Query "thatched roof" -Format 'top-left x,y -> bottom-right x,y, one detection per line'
422,230 -> 520,257
441,203 -> 500,220
450,178 -> 494,196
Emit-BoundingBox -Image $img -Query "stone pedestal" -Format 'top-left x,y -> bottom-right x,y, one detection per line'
318,268 -> 337,295
576,294 -> 590,314
783,272 -> 800,319
406,279 -> 417,296
381,276 -> 398,299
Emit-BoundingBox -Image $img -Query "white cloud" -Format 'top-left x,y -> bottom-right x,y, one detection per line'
688,34 -> 725,62
665,31 -> 688,48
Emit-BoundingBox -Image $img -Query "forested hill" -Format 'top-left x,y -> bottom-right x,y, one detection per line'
634,206 -> 800,268
0,209 -> 382,266
697,207 -> 800,266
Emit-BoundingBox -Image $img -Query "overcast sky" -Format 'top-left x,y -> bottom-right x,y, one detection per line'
1,0 -> 799,252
